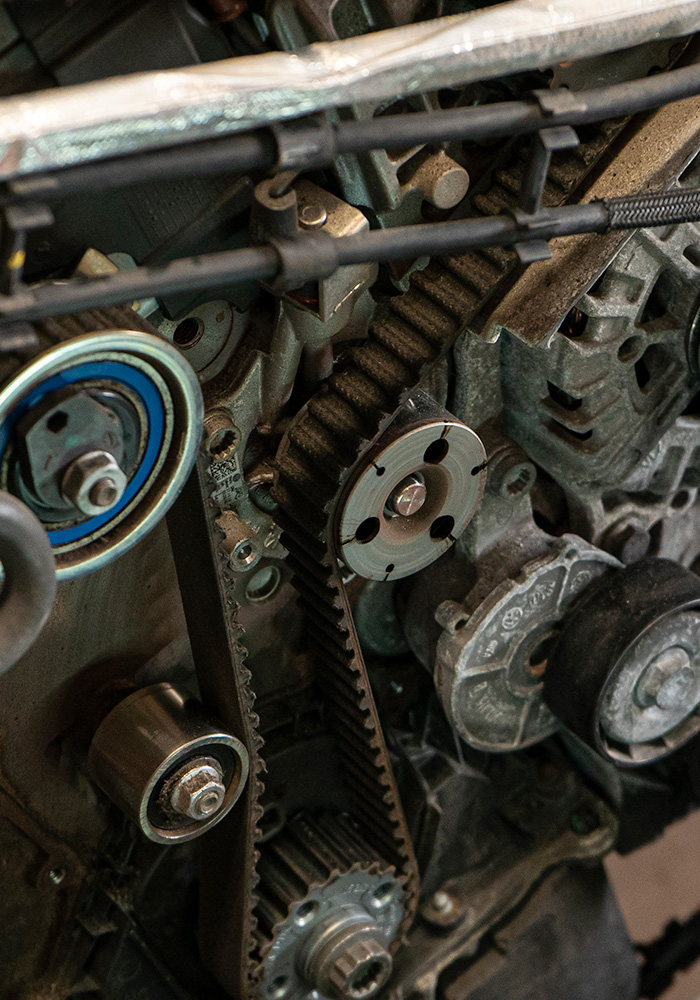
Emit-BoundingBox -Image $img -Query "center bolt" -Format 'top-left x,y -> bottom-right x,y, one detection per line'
387,474 -> 427,517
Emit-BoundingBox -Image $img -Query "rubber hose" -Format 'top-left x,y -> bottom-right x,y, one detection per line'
0,491 -> 56,674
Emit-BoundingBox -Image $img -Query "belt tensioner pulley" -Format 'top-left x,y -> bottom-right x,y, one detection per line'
0,311 -> 203,578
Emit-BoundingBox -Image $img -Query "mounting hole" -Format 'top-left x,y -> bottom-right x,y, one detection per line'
528,634 -> 558,677
355,517 -> 380,544
245,565 -> 281,602
371,882 -> 396,909
375,466 -> 386,477
617,336 -> 643,362
174,316 -> 204,349
429,515 -> 454,541
268,976 -> 289,999
233,539 -> 258,568
46,411 -> 68,434
454,618 -> 468,630
672,490 -> 691,510
294,900 -> 319,927
385,563 -> 395,574
471,465 -> 484,476
423,438 -> 449,465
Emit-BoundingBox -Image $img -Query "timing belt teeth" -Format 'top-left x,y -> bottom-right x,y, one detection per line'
167,457 -> 266,998
272,115 -> 632,956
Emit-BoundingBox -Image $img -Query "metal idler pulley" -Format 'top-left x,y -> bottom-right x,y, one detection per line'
0,319 -> 203,577
336,391 -> 486,581
544,558 -> 700,765
87,682 -> 249,843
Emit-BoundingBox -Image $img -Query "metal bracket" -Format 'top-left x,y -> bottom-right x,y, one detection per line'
272,114 -> 337,173
0,202 -> 54,296
519,126 -> 580,216
531,88 -> 589,120
512,126 -> 580,263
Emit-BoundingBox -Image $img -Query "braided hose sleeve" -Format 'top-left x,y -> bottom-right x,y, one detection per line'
603,188 -> 700,230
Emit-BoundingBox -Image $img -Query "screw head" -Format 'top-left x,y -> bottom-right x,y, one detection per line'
420,889 -> 465,930
488,448 -> 536,499
387,474 -> 427,517
167,758 -> 226,821
61,450 -> 127,517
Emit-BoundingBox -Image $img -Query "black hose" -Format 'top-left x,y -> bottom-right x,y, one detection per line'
3,187 -> 700,324
5,61 -> 700,203
0,492 -> 56,674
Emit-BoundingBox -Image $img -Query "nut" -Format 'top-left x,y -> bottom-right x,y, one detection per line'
61,450 -> 128,517
167,758 -> 226,821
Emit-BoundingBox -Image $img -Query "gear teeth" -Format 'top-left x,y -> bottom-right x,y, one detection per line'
309,392 -> 374,444
373,317 -> 437,369
390,289 -> 457,342
330,367 -> 393,420
255,813 -> 389,944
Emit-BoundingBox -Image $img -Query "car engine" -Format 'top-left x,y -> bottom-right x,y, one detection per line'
3,1 -> 700,997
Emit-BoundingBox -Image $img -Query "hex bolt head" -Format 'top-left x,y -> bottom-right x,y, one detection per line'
387,474 -> 427,517
420,889 -> 466,930
167,758 -> 226,821
634,646 -> 697,711
61,450 -> 128,517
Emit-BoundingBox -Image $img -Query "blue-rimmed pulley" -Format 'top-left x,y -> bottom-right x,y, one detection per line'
0,327 -> 203,578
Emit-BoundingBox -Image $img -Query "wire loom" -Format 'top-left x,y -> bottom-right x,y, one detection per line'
2,62 -> 700,330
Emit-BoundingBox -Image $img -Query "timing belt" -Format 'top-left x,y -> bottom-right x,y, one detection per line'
167,115 -> 628,998
271,115 -> 628,939
167,461 -> 266,998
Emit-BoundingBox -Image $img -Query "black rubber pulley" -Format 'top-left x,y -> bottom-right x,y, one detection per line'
544,558 -> 700,767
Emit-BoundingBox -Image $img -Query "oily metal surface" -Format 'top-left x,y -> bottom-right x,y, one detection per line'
0,0 -> 696,180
